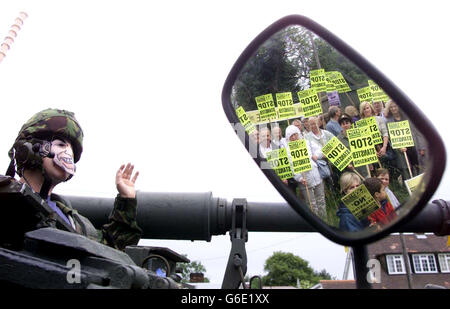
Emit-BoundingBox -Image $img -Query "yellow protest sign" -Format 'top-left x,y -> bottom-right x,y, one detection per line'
347,127 -> 378,167
341,184 -> 380,221
327,71 -> 351,93
310,69 -> 327,92
325,72 -> 337,92
288,139 -> 312,174
404,173 -> 425,196
387,120 -> 415,149
246,109 -> 261,124
265,147 -> 294,180
276,92 -> 296,119
357,86 -> 373,104
246,104 -> 304,125
292,103 -> 305,119
322,136 -> 353,171
255,94 -> 277,122
324,72 -> 337,93
297,88 -> 322,117
368,80 -> 389,103
356,116 -> 382,145
235,106 -> 256,135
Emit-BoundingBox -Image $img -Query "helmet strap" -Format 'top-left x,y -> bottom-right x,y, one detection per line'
39,170 -> 53,199
6,158 -> 16,178
6,147 -> 17,177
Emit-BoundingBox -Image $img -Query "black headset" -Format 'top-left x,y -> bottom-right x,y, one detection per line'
7,139 -> 54,177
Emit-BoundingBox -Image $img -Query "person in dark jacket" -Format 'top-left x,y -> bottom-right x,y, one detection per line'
336,172 -> 370,232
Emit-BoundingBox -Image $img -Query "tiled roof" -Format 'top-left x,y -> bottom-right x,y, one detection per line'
316,280 -> 356,289
367,234 -> 449,255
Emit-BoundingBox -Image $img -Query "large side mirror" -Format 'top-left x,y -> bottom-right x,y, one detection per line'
221,15 -> 446,246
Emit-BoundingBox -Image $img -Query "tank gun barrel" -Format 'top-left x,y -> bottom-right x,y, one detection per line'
65,192 -> 450,241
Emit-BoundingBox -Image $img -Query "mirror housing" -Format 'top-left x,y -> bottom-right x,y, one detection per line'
221,15 -> 446,246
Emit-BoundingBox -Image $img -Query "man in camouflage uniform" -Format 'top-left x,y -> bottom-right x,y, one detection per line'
5,108 -> 142,250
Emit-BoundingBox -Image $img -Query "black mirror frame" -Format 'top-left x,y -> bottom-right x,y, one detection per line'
221,14 -> 446,246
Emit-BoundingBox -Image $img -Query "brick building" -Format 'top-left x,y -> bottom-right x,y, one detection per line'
367,233 -> 449,289
313,234 -> 449,289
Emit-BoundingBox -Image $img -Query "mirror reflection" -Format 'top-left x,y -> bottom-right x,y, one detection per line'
231,25 -> 428,234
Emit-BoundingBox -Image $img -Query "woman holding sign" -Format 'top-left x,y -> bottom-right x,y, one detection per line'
284,125 -> 327,221
305,116 -> 335,154
384,100 -> 426,179
359,101 -> 390,158
359,101 -> 399,181
305,116 -> 335,185
336,114 -> 370,179
336,172 -> 370,232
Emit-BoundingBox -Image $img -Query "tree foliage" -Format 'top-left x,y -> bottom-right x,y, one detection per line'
232,26 -> 313,111
178,257 -> 209,283
310,38 -> 367,89
231,25 -> 370,113
262,251 -> 334,288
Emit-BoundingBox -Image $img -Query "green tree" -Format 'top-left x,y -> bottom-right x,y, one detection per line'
232,26 -> 313,112
178,257 -> 209,283
311,38 -> 368,89
230,25 -> 372,115
262,251 -> 334,288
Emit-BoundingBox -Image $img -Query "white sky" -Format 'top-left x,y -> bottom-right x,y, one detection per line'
1,0 -> 449,285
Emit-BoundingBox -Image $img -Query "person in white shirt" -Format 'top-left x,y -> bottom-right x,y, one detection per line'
271,126 -> 287,149
259,127 -> 274,158
284,125 -> 327,221
305,116 -> 335,157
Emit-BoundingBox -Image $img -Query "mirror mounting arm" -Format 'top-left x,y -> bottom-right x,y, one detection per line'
351,245 -> 372,289
221,198 -> 248,289
431,199 -> 450,236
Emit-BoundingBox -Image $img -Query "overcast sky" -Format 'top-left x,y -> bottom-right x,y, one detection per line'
1,1 -> 449,285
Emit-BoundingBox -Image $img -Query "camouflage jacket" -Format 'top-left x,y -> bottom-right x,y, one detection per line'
52,194 -> 143,251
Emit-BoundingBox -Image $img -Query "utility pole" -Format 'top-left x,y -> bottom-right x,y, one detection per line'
308,31 -> 321,69
308,31 -> 329,108
400,233 -> 413,289
0,12 -> 28,64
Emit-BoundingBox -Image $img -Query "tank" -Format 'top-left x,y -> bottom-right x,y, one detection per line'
1,174 -> 448,288
0,175 -> 186,289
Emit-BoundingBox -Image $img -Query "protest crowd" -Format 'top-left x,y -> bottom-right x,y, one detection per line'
238,91 -> 427,232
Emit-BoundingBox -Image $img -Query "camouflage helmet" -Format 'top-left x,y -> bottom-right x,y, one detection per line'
14,108 -> 84,162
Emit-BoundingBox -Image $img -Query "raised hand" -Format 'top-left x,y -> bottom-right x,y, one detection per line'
116,163 -> 139,198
